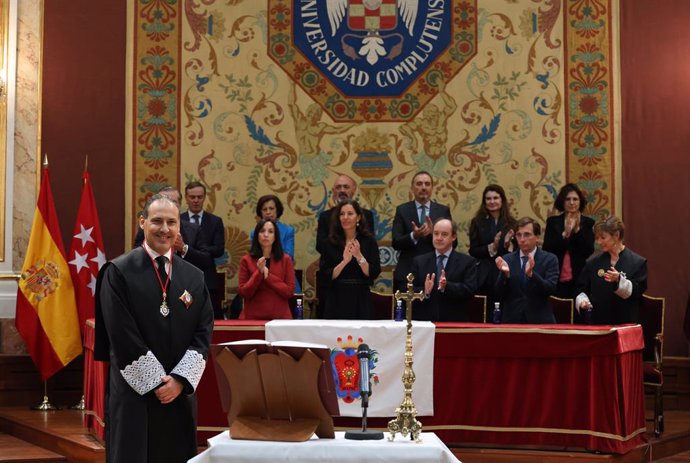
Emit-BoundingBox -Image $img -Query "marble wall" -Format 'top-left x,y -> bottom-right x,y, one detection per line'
0,0 -> 40,354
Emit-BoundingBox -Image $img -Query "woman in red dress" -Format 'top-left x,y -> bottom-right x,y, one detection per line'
238,219 -> 296,319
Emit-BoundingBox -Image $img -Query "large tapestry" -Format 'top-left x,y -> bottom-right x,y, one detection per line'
130,0 -> 618,302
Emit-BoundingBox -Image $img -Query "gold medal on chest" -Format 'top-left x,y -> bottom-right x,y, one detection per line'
160,292 -> 169,317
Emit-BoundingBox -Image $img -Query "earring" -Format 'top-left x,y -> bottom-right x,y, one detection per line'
356,221 -> 360,227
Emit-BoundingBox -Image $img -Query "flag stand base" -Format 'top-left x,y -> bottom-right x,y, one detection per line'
32,395 -> 59,411
70,395 -> 85,410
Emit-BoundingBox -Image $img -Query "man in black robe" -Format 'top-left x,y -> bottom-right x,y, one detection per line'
133,187 -> 215,278
95,194 -> 214,463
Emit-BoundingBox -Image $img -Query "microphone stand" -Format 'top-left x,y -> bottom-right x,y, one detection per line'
345,377 -> 383,440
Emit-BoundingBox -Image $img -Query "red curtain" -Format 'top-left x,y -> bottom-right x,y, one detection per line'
620,0 -> 690,355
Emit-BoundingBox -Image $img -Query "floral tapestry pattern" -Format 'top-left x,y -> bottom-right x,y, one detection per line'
130,0 -> 617,301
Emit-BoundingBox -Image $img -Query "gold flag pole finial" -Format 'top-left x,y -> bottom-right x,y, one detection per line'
43,153 -> 48,167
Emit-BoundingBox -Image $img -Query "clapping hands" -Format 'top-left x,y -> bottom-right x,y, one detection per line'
495,256 -> 510,276
257,256 -> 269,279
412,216 -> 434,239
342,239 -> 362,263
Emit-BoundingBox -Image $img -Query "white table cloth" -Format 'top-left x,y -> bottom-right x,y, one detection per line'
188,431 -> 461,463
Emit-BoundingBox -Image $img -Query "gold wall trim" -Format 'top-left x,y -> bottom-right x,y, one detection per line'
0,0 -> 9,262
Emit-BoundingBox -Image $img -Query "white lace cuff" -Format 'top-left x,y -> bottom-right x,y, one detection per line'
575,292 -> 590,313
171,350 -> 206,391
614,274 -> 633,299
120,351 -> 165,395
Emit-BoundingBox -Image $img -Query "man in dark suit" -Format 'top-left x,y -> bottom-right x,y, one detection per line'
182,181 -> 225,259
315,174 -> 375,317
494,217 -> 559,324
392,171 -> 452,291
411,219 -> 478,321
134,187 -> 218,317
181,181 -> 226,318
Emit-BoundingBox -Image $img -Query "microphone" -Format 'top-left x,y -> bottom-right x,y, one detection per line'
358,343 -> 371,403
345,343 -> 383,440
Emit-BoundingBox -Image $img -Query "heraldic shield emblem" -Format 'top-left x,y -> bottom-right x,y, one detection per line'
347,0 -> 399,33
20,260 -> 61,302
268,0 -> 477,121
331,335 -> 379,403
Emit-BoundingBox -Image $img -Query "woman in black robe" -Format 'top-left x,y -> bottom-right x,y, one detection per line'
575,216 -> 647,325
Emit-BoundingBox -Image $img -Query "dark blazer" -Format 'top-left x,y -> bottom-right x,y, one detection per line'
576,248 -> 647,325
494,248 -> 559,324
469,215 -> 516,290
392,200 -> 452,284
134,220 -> 217,290
181,210 -> 225,259
542,213 -> 595,283
411,250 -> 478,321
316,206 -> 375,255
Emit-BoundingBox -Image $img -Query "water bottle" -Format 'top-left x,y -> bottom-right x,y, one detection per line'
492,302 -> 501,324
294,298 -> 304,320
394,300 -> 404,321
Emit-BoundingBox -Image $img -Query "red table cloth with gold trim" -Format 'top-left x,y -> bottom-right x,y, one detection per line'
86,320 -> 646,453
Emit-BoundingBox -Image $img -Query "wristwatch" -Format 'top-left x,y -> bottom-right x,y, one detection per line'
358,256 -> 366,264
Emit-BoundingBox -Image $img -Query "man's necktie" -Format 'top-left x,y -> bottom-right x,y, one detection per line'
520,255 -> 528,286
437,254 -> 446,283
155,255 -> 169,283
191,214 -> 200,224
419,205 -> 427,224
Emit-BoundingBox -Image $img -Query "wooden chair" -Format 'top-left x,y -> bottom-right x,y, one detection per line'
370,290 -> 394,320
640,294 -> 665,437
467,295 -> 487,323
228,293 -> 243,319
549,296 -> 574,324
216,269 -> 227,317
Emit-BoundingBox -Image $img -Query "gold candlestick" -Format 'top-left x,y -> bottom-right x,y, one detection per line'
388,273 -> 424,442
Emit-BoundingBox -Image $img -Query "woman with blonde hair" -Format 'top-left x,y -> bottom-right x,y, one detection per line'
575,216 -> 647,324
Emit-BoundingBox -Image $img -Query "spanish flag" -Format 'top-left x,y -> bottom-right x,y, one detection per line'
16,164 -> 82,380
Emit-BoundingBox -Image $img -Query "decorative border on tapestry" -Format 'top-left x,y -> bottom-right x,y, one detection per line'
131,0 -> 181,225
564,0 -> 615,218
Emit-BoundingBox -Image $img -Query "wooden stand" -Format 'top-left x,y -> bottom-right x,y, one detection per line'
212,341 -> 339,442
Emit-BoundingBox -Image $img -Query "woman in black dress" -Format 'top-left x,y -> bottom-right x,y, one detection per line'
575,216 -> 647,325
543,183 -> 595,298
319,199 -> 381,319
468,184 -> 516,307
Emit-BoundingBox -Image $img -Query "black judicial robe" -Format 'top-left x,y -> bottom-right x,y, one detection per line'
95,247 -> 213,463
576,248 -> 647,325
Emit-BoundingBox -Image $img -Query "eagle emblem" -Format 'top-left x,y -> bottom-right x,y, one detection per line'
327,0 -> 419,65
